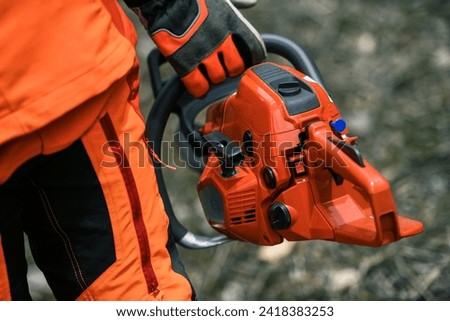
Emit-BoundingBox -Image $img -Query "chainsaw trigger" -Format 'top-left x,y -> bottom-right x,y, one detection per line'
329,138 -> 365,167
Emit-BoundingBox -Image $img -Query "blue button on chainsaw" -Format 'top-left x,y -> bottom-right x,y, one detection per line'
330,118 -> 346,133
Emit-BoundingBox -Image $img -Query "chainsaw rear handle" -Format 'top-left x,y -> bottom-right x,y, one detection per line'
145,34 -> 327,249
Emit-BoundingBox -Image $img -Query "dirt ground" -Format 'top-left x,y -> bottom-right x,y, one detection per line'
27,0 -> 449,300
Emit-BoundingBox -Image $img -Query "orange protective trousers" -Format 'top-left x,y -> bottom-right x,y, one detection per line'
0,1 -> 193,300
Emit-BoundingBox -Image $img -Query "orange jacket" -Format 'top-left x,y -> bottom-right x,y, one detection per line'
0,0 -> 138,183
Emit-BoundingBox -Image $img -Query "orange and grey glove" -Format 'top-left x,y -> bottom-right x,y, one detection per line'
125,0 -> 266,97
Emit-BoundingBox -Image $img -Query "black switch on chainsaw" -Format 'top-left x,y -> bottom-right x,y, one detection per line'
202,131 -> 245,178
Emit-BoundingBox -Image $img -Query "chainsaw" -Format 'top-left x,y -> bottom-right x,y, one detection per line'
145,33 -> 423,249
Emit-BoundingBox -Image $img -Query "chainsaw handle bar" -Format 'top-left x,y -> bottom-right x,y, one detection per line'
262,33 -> 327,91
146,73 -> 231,249
146,34 -> 326,249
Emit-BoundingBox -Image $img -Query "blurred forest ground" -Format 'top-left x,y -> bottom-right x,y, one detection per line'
28,0 -> 449,300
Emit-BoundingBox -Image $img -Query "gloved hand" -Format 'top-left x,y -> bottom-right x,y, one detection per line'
126,0 -> 266,97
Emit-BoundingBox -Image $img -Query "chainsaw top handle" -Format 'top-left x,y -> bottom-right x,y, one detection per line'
145,34 -> 327,249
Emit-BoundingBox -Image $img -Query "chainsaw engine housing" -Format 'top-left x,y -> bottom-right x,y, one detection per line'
197,62 -> 423,246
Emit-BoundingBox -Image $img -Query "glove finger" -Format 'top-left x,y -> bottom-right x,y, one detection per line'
218,35 -> 245,78
180,68 -> 210,98
202,53 -> 227,85
225,0 -> 266,67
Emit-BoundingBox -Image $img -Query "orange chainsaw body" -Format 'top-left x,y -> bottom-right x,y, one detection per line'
197,62 -> 423,246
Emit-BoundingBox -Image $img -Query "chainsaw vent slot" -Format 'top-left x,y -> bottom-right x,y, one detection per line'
227,190 -> 257,225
